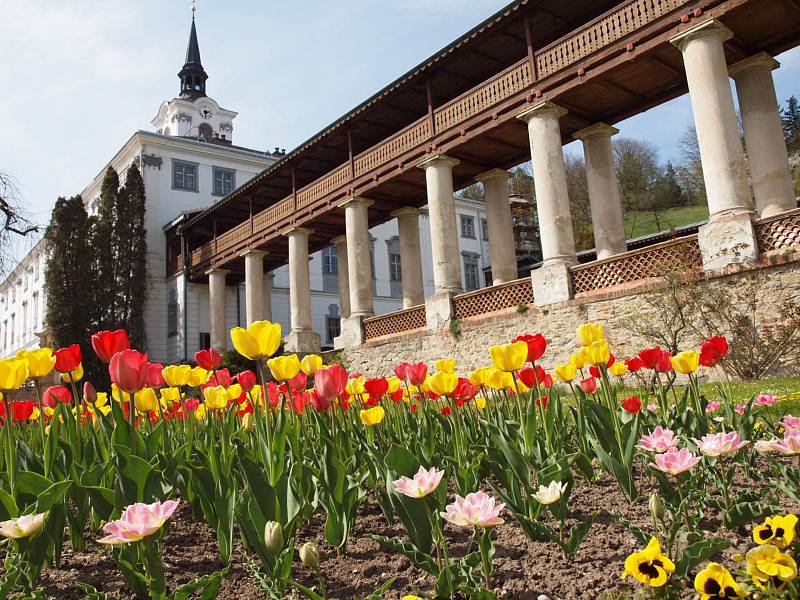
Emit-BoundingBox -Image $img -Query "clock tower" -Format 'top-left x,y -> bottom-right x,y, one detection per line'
151,3 -> 238,143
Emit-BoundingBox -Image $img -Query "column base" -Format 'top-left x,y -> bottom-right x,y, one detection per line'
425,290 -> 456,332
532,261 -> 574,306
333,315 -> 367,349
284,330 -> 321,354
698,212 -> 759,272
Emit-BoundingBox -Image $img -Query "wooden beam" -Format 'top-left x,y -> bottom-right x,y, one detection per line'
524,14 -> 538,80
783,0 -> 800,15
426,78 -> 436,136
645,56 -> 683,78
725,37 -> 752,61
468,46 -> 508,69
554,101 -> 593,127
482,133 -> 524,153
595,79 -> 643,102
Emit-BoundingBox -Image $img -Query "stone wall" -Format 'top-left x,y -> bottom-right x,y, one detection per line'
331,257 -> 800,379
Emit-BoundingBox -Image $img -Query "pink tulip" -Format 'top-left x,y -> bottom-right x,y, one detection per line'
695,431 -> 750,457
393,466 -> 444,498
98,500 -> 179,545
647,403 -> 658,412
440,491 -> 505,528
314,365 -> 347,402
636,427 -> 679,453
782,415 -> 800,433
735,404 -> 746,415
146,363 -> 165,389
83,381 -> 97,404
705,401 -> 721,413
396,362 -> 427,386
768,431 -> 800,455
652,447 -> 701,476
287,372 -> 308,392
109,350 -> 149,394
755,393 -> 778,407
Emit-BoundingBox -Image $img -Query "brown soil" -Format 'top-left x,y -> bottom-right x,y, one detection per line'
29,468 -> 779,600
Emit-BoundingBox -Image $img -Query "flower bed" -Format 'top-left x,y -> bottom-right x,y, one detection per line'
1,323 -> 800,598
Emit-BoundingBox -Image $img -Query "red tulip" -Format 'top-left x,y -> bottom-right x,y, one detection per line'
519,366 -> 548,388
365,396 -> 378,407
655,351 -> 673,373
638,346 -> 671,371
624,357 -> 644,372
83,381 -> 97,404
266,381 -> 281,409
109,350 -> 149,394
91,329 -> 130,363
536,395 -> 549,409
311,389 -> 330,412
291,391 -> 308,414
389,389 -> 404,402
589,354 -> 615,378
43,385 -> 72,409
365,377 -> 389,397
210,368 -> 231,388
54,344 -> 82,373
441,406 -> 452,417
410,404 -> 417,414
195,348 -> 221,371
512,333 -> 547,362
404,363 -> 428,386
0,400 -> 36,421
621,395 -> 642,414
184,398 -> 200,412
394,363 -> 409,381
237,370 -> 257,392
700,336 -> 728,367
287,372 -> 307,392
314,365 -> 348,401
579,377 -> 597,394
146,363 -> 165,389
453,378 -> 479,401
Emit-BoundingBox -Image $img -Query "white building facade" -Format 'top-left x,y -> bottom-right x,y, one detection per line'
0,14 -> 496,361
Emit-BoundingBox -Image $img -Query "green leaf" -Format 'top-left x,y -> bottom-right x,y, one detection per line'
34,480 -> 72,513
16,471 -> 53,498
81,486 -> 116,521
0,487 -> 19,520
675,537 -> 729,578
361,576 -> 397,600
368,535 -> 438,575
289,579 -> 325,600
565,514 -> 596,558
171,567 -> 228,600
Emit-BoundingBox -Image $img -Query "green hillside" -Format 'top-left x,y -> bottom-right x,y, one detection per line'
623,205 -> 709,239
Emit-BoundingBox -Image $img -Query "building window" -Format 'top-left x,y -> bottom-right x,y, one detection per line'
199,332 -> 211,350
167,288 -> 178,337
213,167 -> 235,196
389,253 -> 402,282
325,304 -> 341,345
462,253 -> 480,291
173,160 -> 198,191
32,292 -> 39,331
484,270 -> 493,288
322,246 -> 338,274
481,218 -> 489,241
460,215 -> 476,239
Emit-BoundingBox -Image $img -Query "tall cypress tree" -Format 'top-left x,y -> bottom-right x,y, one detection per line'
117,162 -> 148,348
91,166 -> 119,328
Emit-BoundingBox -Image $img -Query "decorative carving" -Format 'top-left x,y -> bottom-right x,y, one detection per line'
140,154 -> 163,170
219,121 -> 233,132
171,112 -> 193,124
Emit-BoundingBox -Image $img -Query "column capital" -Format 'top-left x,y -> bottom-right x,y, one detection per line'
390,206 -> 422,218
516,100 -> 567,123
573,123 -> 619,141
331,234 -> 347,245
670,19 -> 732,51
417,154 -> 460,170
282,226 -> 313,238
729,52 -> 780,79
337,196 -> 374,209
238,248 -> 268,259
204,267 -> 230,277
475,168 -> 510,184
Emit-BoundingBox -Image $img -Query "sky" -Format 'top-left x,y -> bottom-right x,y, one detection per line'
1,0 -> 798,262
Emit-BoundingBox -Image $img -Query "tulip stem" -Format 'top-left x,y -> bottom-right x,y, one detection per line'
3,392 -> 15,497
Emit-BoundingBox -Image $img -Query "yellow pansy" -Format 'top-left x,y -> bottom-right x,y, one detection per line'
554,360 -> 578,383
360,406 -> 385,426
489,341 -> 527,372
428,371 -> 458,397
0,358 -> 29,390
585,340 -> 611,366
754,514 -> 798,550
300,354 -> 323,375
134,388 -> 159,413
694,563 -> 745,600
17,348 -> 55,379
61,363 -> 83,383
576,322 -> 605,347
434,358 -> 455,373
609,361 -> 628,377
746,544 -> 797,590
162,364 -> 192,387
670,350 -> 700,374
267,354 -> 301,382
231,320 -> 282,360
621,537 -> 675,587
187,366 -> 212,388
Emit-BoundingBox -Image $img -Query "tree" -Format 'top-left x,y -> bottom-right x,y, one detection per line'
781,95 -> 800,156
652,162 -> 686,210
562,153 -> 594,252
458,182 -> 483,201
0,170 -> 39,276
89,166 -> 120,328
44,196 -> 100,380
613,138 -> 660,214
676,126 -> 706,205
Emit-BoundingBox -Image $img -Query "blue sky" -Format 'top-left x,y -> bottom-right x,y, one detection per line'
1,0 -> 798,260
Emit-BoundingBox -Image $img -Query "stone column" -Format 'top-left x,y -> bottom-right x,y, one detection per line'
730,52 -> 796,217
517,101 -> 576,305
671,20 -> 758,270
264,272 -> 274,322
205,268 -> 229,353
390,207 -> 425,308
417,154 -> 462,330
574,124 -> 627,259
332,236 -> 351,318
241,249 -> 267,325
283,227 -> 321,352
476,169 -> 517,284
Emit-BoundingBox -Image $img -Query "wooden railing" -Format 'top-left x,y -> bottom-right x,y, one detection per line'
184,0 -> 691,276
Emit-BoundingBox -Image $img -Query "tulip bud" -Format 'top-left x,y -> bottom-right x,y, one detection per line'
264,521 -> 284,554
649,492 -> 664,522
241,412 -> 254,432
299,541 -> 319,569
83,381 -> 97,404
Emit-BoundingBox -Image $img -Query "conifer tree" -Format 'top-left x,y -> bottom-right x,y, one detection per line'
117,162 -> 148,348
91,166 -> 119,328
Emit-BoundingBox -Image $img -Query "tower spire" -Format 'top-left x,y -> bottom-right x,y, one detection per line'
178,1 -> 207,99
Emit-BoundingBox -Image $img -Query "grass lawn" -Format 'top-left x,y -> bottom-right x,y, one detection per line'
623,204 -> 709,239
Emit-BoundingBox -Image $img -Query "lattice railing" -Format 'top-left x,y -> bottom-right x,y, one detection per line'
453,277 -> 535,320
354,120 -> 432,177
537,0 -> 690,78
434,61 -> 532,133
571,235 -> 702,294
363,305 -> 427,341
755,208 -> 800,255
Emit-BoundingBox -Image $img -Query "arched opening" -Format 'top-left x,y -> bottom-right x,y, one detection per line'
198,123 -> 212,142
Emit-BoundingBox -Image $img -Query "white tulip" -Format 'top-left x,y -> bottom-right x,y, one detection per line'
533,480 -> 567,505
0,513 -> 46,539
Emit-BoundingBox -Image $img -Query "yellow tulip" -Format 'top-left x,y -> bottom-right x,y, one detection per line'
434,358 -> 455,373
162,364 -> 191,387
250,384 -> 264,408
187,366 -> 212,387
29,407 -> 41,421
227,383 -> 243,401
475,396 -> 487,410
300,354 -> 323,375
576,322 -> 605,347
60,363 -> 83,383
203,385 -> 230,411
585,340 -> 611,366
96,392 -> 108,407
671,350 -> 700,374
609,361 -> 628,377
428,371 -> 458,396
241,412 -> 254,432
17,348 -> 55,379
360,406 -> 385,426
231,320 -> 282,360
386,376 -> 402,394
267,354 -> 301,382
572,347 -> 588,370
160,387 -> 181,406
194,404 -> 207,421
484,367 -> 513,390
468,366 -> 493,386
489,341 -> 528,372
134,388 -> 159,413
554,361 -> 578,383
0,358 -> 29,390
346,375 -> 365,396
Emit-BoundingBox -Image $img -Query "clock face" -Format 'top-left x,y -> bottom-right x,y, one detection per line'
197,102 -> 213,120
